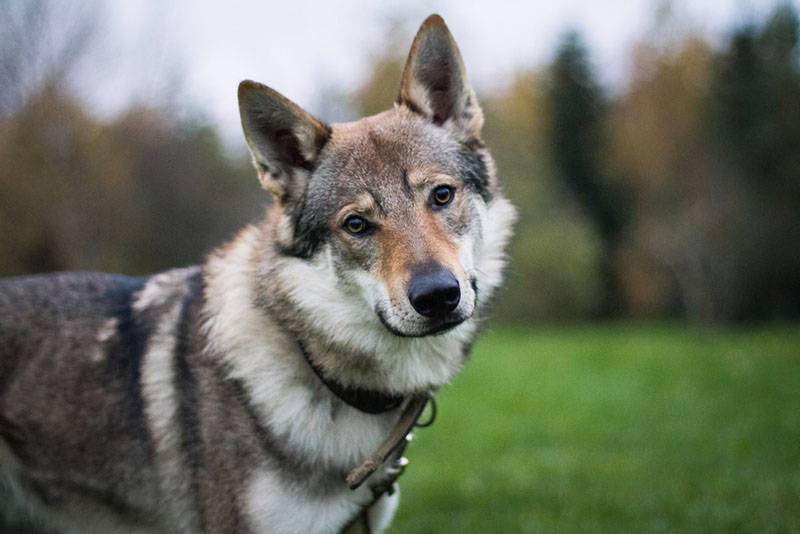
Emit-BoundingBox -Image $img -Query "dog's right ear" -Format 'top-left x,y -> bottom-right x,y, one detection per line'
238,81 -> 330,202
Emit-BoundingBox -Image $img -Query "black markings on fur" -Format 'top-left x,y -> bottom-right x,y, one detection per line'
103,277 -> 154,458
214,363 -> 344,495
229,374 -> 316,479
400,170 -> 414,199
460,338 -> 476,362
251,116 -> 330,178
26,477 -> 145,519
276,174 -> 330,259
173,271 -> 205,532
275,129 -> 317,172
397,97 -> 425,117
0,413 -> 33,464
281,198 -> 329,259
457,143 -> 492,202
0,333 -> 23,401
463,137 -> 485,151
369,189 -> 387,216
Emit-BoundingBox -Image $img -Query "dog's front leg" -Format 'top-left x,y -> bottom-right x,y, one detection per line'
341,486 -> 400,534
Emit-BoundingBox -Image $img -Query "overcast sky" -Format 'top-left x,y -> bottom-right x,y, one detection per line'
86,0 -> 789,144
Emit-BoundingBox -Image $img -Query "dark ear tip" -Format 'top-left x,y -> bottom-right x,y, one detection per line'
238,80 -> 281,104
238,81 -> 298,113
238,80 -> 262,100
418,14 -> 451,35
421,14 -> 447,28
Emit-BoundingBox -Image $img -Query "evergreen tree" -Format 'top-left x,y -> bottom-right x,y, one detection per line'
714,4 -> 800,193
548,31 -> 627,317
710,3 -> 800,318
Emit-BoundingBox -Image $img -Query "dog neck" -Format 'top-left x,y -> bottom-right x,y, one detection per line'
298,339 -> 406,414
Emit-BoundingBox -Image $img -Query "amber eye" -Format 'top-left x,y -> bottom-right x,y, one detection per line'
432,185 -> 455,207
344,215 -> 370,236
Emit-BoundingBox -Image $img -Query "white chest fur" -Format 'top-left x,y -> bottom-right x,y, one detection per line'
245,469 -> 399,534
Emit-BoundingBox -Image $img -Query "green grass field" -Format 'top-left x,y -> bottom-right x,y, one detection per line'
391,325 -> 800,533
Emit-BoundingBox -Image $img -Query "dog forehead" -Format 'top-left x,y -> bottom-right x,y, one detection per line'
312,109 -> 460,197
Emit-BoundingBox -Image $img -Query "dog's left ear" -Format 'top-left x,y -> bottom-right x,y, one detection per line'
398,14 -> 483,140
238,81 -> 330,202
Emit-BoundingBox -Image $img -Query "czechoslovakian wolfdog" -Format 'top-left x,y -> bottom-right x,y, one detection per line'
0,14 -> 515,533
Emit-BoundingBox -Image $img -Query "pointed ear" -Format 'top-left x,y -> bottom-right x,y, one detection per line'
397,14 -> 483,139
238,80 -> 330,202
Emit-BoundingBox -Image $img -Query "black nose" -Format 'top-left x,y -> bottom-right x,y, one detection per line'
408,269 -> 461,318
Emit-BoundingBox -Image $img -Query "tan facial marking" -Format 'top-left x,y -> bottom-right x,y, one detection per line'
421,210 -> 462,275
374,205 -> 463,303
375,223 -> 416,302
333,192 -> 380,228
408,169 -> 459,192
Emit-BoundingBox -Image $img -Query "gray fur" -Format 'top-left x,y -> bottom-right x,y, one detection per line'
0,14 -> 515,534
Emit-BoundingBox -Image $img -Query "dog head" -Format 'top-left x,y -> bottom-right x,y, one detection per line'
238,15 -> 512,340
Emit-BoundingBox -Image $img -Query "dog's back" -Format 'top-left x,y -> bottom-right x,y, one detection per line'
0,271 -> 188,530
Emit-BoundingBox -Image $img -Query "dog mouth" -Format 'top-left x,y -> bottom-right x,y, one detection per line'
376,309 -> 466,338
373,277 -> 477,338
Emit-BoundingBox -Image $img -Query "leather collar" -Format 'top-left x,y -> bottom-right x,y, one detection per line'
298,341 -> 405,415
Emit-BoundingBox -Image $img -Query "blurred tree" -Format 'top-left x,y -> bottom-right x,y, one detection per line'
708,2 -> 800,318
352,55 -> 405,118
0,86 -> 130,274
609,2 -> 800,322
0,87 -> 263,277
482,73 -> 601,322
103,108 -> 262,274
0,0 -> 264,279
547,32 -> 628,318
0,1 -> 99,118
714,4 -> 800,195
609,35 -> 723,320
